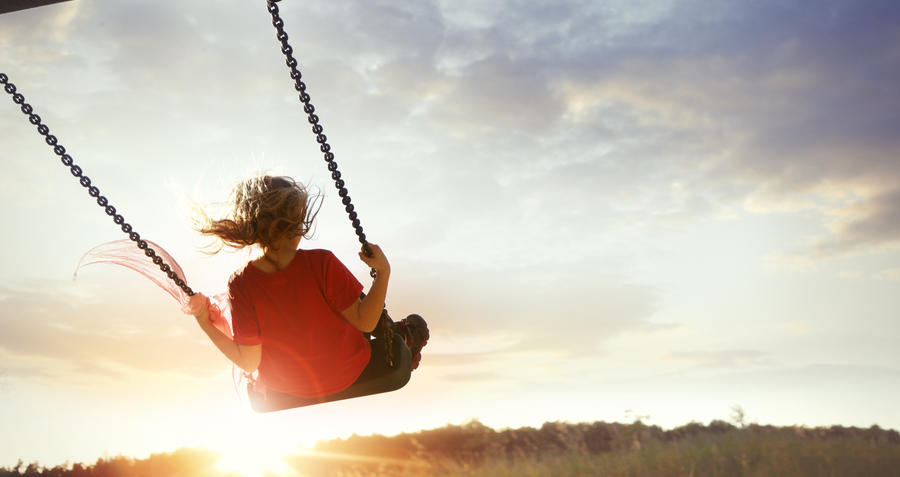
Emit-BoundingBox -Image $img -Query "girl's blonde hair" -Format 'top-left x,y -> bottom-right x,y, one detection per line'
196,175 -> 321,252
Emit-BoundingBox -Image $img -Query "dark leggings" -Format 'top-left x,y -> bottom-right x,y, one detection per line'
249,332 -> 412,412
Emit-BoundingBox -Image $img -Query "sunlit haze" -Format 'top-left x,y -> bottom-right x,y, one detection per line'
1,0 -> 899,470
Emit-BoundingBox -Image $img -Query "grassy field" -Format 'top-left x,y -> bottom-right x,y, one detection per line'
4,421 -> 900,476
292,420 -> 900,477
420,430 -> 900,477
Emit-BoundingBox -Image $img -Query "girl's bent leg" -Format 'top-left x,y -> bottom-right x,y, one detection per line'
325,331 -> 413,401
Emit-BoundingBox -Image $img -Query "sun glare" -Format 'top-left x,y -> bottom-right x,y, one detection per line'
215,438 -> 294,477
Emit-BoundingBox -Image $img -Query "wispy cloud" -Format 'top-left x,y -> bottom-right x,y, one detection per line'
0,280 -> 223,386
350,0 -> 900,261
874,268 -> 900,281
664,349 -> 770,369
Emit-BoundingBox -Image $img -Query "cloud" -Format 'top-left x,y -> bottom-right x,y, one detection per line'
664,349 -> 770,369
0,280 -> 226,386
395,258 -> 662,360
803,189 -> 900,259
555,0 -> 900,257
334,0 -> 900,262
441,371 -> 506,383
0,0 -> 81,58
874,268 -> 900,281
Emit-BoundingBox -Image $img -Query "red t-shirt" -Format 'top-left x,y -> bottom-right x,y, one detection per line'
228,248 -> 370,397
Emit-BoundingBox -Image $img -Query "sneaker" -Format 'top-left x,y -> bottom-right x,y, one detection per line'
392,313 -> 429,370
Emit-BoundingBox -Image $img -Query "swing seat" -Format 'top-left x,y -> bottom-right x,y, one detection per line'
248,331 -> 412,412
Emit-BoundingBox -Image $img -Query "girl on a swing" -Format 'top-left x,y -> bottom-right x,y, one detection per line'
189,175 -> 428,411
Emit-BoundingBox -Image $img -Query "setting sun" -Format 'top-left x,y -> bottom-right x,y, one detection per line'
215,439 -> 295,477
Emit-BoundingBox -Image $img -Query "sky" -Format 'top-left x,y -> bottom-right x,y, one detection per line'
1,0 -> 899,472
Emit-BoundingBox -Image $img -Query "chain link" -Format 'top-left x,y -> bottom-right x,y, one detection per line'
0,72 -> 195,297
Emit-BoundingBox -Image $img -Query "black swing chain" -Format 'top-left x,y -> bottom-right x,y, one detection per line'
0,73 -> 196,297
265,0 -> 377,279
266,1 -> 394,367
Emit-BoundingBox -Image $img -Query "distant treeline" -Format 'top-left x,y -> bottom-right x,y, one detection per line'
4,420 -> 900,476
313,419 -> 900,462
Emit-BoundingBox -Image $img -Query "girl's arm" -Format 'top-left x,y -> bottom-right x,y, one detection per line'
342,243 -> 391,332
193,305 -> 262,373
